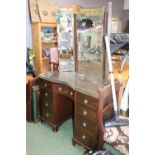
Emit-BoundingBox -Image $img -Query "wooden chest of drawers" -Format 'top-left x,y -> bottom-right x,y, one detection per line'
39,78 -> 73,132
39,79 -> 56,130
38,77 -> 99,150
73,91 -> 99,150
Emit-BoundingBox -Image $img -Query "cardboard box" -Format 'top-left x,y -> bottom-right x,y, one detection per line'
28,0 -> 40,22
37,2 -> 56,23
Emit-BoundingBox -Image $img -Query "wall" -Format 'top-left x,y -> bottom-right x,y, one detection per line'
26,0 -> 128,48
124,0 -> 129,10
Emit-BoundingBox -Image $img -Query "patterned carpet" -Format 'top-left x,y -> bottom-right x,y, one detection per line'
26,119 -> 85,155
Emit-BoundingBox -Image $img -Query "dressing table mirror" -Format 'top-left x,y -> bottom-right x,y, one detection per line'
76,8 -> 105,82
56,8 -> 75,71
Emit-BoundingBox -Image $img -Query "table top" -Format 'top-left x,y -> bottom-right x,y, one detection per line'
38,71 -> 107,98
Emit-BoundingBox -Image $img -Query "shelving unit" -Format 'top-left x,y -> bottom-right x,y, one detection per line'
32,22 -> 57,75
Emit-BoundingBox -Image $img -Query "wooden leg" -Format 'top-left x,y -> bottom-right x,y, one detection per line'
72,139 -> 76,146
52,126 -> 59,132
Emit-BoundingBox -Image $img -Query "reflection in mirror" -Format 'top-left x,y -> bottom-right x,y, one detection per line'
56,9 -> 74,71
77,8 -> 104,82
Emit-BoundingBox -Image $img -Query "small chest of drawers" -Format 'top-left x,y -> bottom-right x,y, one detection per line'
73,91 -> 99,150
38,77 -> 100,150
39,79 -> 74,132
39,80 -> 54,125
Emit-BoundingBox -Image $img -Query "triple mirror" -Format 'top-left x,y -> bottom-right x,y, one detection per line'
77,8 -> 104,82
56,8 -> 75,71
56,7 -> 105,82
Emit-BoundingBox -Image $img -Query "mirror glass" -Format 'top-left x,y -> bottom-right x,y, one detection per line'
56,9 -> 74,71
77,8 -> 104,82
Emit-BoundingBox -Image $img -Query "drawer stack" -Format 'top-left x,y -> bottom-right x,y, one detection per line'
39,79 -> 74,132
39,79 -> 55,124
73,91 -> 99,150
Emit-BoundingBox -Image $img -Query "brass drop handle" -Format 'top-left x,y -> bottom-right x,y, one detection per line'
83,110 -> 87,116
58,87 -> 62,92
70,91 -> 73,96
46,113 -> 49,117
45,103 -> 48,107
82,135 -> 86,140
83,122 -> 87,127
84,99 -> 88,104
45,92 -> 48,96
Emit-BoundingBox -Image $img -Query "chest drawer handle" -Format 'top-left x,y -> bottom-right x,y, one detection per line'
44,83 -> 47,87
70,91 -> 73,96
58,87 -> 62,92
45,92 -> 48,96
84,99 -> 88,104
83,122 -> 87,127
45,103 -> 48,107
83,110 -> 87,116
82,135 -> 86,140
46,113 -> 49,117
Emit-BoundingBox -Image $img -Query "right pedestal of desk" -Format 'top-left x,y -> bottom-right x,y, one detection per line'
73,91 -> 99,150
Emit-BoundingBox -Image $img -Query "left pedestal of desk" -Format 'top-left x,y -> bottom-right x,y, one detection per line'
39,78 -> 74,132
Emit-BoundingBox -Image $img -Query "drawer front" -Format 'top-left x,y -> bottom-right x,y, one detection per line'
41,99 -> 52,112
75,104 -> 97,121
75,91 -> 98,110
40,88 -> 52,101
52,83 -> 74,99
75,114 -> 97,134
39,78 -> 52,90
74,127 -> 95,149
40,88 -> 53,113
42,109 -> 55,122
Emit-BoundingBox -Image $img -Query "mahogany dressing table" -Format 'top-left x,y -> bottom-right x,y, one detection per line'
38,71 -> 107,150
37,7 -> 109,151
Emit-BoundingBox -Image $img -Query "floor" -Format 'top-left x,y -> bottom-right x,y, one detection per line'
26,119 -> 85,155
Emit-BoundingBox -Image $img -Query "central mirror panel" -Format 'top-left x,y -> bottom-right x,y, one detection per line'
56,8 -> 75,71
77,8 -> 104,82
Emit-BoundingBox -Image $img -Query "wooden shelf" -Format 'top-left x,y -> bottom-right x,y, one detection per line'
40,23 -> 56,28
32,22 -> 57,75
41,41 -> 57,44
42,57 -> 50,60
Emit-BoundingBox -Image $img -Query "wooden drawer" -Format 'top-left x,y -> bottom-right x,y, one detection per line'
75,114 -> 97,134
52,83 -> 74,99
75,91 -> 98,110
40,88 -> 53,112
39,78 -> 52,90
75,104 -> 97,121
40,88 -> 52,101
74,127 -> 96,149
41,109 -> 55,122
41,99 -> 53,113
